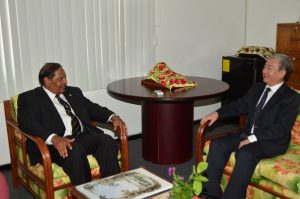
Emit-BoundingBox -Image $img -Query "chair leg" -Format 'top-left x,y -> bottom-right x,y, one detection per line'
46,190 -> 55,199
11,162 -> 21,188
7,127 -> 21,188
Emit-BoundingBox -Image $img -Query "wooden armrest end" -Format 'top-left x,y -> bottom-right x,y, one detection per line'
21,132 -> 54,189
5,118 -> 54,189
196,118 -> 242,164
91,120 -> 129,172
114,127 -> 129,172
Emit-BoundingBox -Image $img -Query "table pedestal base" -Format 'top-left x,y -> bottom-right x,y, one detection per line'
142,101 -> 194,164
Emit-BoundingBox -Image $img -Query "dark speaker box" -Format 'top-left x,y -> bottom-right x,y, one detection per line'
221,54 -> 266,124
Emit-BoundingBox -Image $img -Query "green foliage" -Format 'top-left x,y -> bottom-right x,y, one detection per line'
170,162 -> 208,198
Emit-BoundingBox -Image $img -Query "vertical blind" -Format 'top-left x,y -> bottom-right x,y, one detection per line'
0,0 -> 155,101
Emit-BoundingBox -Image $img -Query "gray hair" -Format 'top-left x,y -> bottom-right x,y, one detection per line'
269,53 -> 293,82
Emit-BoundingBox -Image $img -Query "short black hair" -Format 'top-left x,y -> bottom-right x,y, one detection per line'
38,63 -> 62,86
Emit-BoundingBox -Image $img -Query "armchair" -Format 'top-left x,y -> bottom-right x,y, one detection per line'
4,96 -> 129,199
196,85 -> 300,199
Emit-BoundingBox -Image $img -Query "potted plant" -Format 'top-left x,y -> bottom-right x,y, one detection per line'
169,162 -> 208,199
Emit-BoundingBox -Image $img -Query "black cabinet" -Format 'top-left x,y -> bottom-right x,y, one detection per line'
221,54 -> 265,105
220,54 -> 266,125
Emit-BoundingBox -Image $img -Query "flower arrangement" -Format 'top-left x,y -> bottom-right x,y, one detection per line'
146,62 -> 197,90
169,162 -> 208,199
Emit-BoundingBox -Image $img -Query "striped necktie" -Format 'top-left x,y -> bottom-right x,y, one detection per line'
241,87 -> 271,139
56,95 -> 81,135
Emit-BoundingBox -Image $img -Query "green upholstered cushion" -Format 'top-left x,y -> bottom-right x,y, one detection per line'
257,149 -> 300,194
290,108 -> 300,149
11,95 -> 18,122
17,154 -> 100,199
221,172 -> 300,199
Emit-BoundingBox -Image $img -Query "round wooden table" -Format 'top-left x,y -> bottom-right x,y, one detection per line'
107,76 -> 229,164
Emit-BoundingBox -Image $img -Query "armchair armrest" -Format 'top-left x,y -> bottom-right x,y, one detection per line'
91,121 -> 129,172
117,129 -> 129,172
5,119 -> 55,193
21,131 -> 55,191
196,115 -> 246,164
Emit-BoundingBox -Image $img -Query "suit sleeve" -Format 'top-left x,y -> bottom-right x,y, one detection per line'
217,84 -> 259,118
17,93 -> 54,141
74,88 -> 115,123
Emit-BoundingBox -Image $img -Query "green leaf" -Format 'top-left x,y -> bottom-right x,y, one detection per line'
193,180 -> 202,195
171,182 -> 194,199
193,175 -> 209,182
197,161 -> 208,173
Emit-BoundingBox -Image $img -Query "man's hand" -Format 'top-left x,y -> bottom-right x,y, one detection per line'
51,135 -> 75,158
239,139 -> 250,149
111,115 -> 128,137
200,111 -> 219,126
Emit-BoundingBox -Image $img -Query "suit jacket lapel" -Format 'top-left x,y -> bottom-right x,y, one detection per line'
37,87 -> 66,131
63,89 -> 77,112
37,88 -> 57,111
63,88 -> 90,126
63,89 -> 83,120
260,84 -> 287,115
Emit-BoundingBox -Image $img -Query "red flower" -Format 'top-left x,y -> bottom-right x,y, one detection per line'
181,79 -> 187,84
170,78 -> 176,85
159,76 -> 165,80
158,64 -> 166,70
168,167 -> 175,176
160,81 -> 166,86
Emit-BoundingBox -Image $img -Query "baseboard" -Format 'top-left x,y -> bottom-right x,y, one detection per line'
0,164 -> 11,171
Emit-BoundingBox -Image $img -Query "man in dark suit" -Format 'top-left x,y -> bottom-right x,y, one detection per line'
200,54 -> 300,199
17,63 -> 128,185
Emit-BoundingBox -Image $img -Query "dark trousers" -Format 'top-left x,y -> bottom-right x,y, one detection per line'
49,130 -> 120,185
203,134 -> 270,199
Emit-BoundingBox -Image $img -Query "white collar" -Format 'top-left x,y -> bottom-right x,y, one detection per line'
42,86 -> 58,101
266,81 -> 283,93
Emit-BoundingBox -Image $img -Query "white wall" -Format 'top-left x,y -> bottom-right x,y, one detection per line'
83,90 -> 141,138
0,103 -> 10,165
155,0 -> 247,119
245,0 -> 300,48
1,0 -> 300,165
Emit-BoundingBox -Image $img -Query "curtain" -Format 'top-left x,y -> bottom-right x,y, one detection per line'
0,0 -> 155,101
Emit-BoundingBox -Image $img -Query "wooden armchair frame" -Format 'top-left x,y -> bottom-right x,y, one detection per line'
195,113 -> 297,199
4,100 -> 129,199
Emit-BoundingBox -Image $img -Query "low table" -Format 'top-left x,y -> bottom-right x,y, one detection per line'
70,168 -> 172,199
71,188 -> 170,199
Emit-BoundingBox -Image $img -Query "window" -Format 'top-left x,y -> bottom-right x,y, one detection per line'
0,0 -> 155,101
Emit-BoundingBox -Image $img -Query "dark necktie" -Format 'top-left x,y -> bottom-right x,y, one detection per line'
241,87 -> 271,138
56,95 -> 81,135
